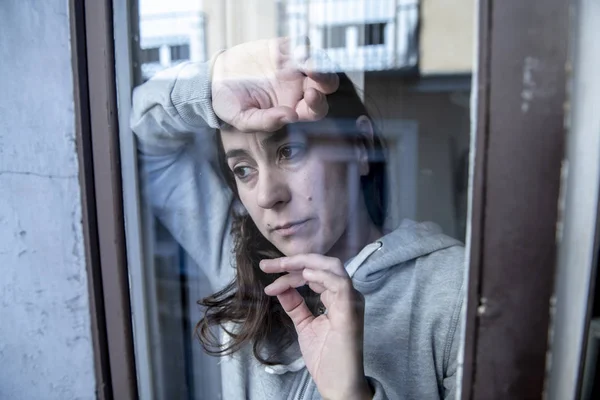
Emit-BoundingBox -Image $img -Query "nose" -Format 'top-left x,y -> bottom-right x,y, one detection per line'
256,169 -> 291,209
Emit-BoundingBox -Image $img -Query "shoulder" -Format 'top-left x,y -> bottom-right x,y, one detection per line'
417,244 -> 465,283
413,243 -> 465,304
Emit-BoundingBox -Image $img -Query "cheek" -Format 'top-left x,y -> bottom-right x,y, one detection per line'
236,187 -> 259,219
309,161 -> 350,218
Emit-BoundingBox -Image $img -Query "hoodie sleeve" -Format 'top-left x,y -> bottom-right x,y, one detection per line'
130,59 -> 235,290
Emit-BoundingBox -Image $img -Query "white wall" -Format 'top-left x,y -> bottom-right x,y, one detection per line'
203,0 -> 278,57
0,1 -> 96,399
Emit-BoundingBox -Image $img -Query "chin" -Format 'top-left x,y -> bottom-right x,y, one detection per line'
276,238 -> 332,257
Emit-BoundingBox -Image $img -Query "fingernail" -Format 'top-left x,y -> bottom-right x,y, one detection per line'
281,116 -> 296,125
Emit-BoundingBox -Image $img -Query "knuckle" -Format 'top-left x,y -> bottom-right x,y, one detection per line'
338,277 -> 353,292
331,259 -> 346,275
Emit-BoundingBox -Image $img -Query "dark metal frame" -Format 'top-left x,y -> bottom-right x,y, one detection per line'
69,0 -> 138,398
70,0 -> 570,398
461,0 -> 569,398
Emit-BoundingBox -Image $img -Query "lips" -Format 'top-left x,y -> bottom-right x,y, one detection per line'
272,219 -> 312,237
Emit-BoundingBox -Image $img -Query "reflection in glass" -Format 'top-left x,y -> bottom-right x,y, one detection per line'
125,0 -> 473,399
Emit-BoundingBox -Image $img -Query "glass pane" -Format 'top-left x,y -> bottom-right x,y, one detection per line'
121,0 -> 475,398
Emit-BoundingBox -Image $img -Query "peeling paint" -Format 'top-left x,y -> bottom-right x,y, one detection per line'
521,56 -> 541,113
521,56 -> 559,114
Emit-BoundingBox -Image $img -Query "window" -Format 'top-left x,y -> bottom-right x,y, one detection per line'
170,44 -> 190,61
0,0 -> 580,399
363,22 -> 386,46
118,2 -> 473,399
139,47 -> 160,64
101,0 -> 572,399
323,25 -> 347,48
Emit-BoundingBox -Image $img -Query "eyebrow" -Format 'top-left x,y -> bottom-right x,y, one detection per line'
259,128 -> 290,148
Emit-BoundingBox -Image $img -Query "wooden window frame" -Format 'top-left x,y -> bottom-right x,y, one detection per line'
460,0 -> 569,398
71,0 -> 572,398
70,0 -> 138,398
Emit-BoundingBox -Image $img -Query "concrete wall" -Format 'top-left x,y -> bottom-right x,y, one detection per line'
0,1 -> 95,399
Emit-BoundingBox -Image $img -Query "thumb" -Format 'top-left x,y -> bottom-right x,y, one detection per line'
237,106 -> 298,132
277,288 -> 315,332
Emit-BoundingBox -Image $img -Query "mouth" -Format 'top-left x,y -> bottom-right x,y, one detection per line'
272,219 -> 312,237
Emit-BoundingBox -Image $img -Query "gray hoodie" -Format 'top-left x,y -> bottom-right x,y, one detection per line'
130,60 -> 465,400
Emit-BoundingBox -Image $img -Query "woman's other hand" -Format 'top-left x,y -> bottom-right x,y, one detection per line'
260,254 -> 373,400
211,38 -> 340,133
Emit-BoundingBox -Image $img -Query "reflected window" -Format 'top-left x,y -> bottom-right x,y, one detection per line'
363,22 -> 386,46
140,47 -> 160,64
170,44 -> 190,61
323,25 -> 347,48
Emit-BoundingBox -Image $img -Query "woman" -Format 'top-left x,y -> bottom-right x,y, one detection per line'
131,38 -> 465,400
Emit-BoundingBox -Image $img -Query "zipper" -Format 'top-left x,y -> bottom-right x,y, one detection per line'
294,368 -> 311,400
297,378 -> 309,400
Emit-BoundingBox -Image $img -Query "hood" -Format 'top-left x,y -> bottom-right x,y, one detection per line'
350,219 -> 463,283
264,219 -> 462,375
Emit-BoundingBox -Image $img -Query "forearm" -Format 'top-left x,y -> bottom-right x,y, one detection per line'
130,58 -> 220,156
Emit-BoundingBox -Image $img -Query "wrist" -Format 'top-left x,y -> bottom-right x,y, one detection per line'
209,50 -> 226,88
208,49 -> 227,125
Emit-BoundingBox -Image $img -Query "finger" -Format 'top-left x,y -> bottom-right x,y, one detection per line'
237,106 -> 298,132
308,282 -> 327,294
303,268 -> 353,296
277,36 -> 291,55
296,88 -> 328,121
264,272 -> 306,296
276,288 -> 315,331
260,254 -> 347,276
278,36 -> 310,72
288,36 -> 310,64
276,37 -> 292,69
302,59 -> 340,94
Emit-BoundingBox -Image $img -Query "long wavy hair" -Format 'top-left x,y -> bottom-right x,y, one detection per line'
194,73 -> 387,365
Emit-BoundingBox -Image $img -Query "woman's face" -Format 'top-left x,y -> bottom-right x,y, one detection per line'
221,119 -> 367,257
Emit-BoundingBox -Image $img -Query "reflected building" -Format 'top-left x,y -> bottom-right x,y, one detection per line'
139,0 -> 207,81
284,0 -> 419,72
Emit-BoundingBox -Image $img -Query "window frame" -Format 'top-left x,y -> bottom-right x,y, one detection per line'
70,0 -> 138,398
71,0 -> 574,398
460,0 -> 569,398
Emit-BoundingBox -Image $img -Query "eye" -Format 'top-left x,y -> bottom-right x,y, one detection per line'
279,144 -> 306,161
232,165 -> 255,181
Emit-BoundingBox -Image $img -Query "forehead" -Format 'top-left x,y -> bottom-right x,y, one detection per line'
219,128 -> 289,152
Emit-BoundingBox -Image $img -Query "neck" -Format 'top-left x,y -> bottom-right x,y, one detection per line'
326,200 -> 383,262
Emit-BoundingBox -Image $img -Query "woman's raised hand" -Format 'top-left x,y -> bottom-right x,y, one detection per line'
211,38 -> 340,133
260,254 -> 373,400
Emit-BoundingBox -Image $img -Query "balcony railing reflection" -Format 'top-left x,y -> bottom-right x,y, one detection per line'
284,0 -> 419,72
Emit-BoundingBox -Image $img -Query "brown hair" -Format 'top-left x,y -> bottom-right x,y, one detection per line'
194,73 -> 387,365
